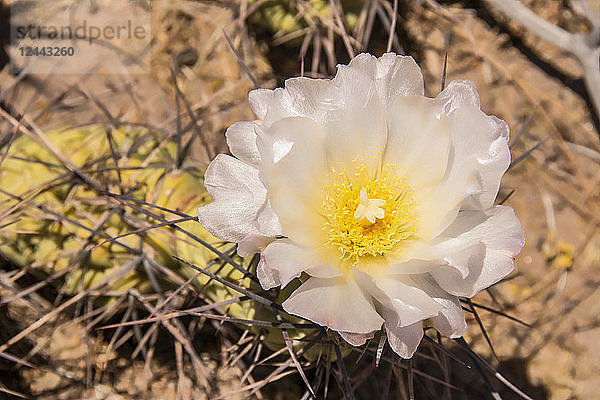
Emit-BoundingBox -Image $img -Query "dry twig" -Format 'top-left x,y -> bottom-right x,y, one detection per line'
482,0 -> 600,129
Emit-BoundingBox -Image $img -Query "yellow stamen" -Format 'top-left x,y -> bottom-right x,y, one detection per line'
322,155 -> 417,273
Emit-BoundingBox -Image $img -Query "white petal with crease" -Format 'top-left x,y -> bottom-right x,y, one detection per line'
354,271 -> 441,327
283,277 -> 384,334
384,311 -> 424,359
339,331 -> 375,347
259,239 -> 321,289
197,155 -> 276,242
384,95 -> 450,191
431,206 -> 525,297
414,275 -> 466,338
225,121 -> 261,167
345,53 -> 425,103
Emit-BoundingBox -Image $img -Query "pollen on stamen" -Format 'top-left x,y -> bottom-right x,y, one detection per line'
322,155 -> 418,269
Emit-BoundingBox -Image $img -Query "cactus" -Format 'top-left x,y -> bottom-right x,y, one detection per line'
0,125 -> 324,355
0,126 -> 240,295
248,0 -> 363,38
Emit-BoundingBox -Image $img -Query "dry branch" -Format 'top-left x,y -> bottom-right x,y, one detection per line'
482,0 -> 600,131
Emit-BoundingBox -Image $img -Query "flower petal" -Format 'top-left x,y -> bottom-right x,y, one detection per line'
250,78 -> 337,127
269,184 -> 326,248
431,249 -> 513,298
339,330 -> 375,347
414,275 -> 466,338
264,117 -> 328,198
258,239 -> 322,289
249,53 -> 424,129
265,117 -> 329,247
384,95 -> 450,191
345,52 -> 425,104
248,88 -> 299,126
256,257 -> 281,290
441,243 -> 484,279
438,81 -> 510,210
248,88 -> 272,120
307,264 -> 342,278
430,206 -> 525,297
437,205 -> 525,255
432,299 -> 466,338
323,63 -> 388,167
225,121 -> 261,167
387,257 -> 446,275
282,276 -> 384,334
413,81 -> 510,238
354,271 -> 441,327
383,313 -> 424,359
237,235 -> 276,257
414,156 -> 479,240
283,77 -> 336,125
197,155 -> 282,242
437,79 -> 480,113
256,200 -> 283,238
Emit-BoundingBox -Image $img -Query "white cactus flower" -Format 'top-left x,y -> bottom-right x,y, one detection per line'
197,52 -> 525,358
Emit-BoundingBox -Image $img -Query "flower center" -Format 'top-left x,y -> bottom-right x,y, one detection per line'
322,155 -> 417,271
354,187 -> 386,224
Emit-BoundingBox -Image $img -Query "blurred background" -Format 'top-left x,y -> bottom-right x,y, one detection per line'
0,0 -> 599,399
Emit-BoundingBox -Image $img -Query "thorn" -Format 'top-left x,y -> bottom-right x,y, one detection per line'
508,136 -> 550,170
222,28 -> 259,89
441,52 -> 448,92
509,111 -> 536,149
